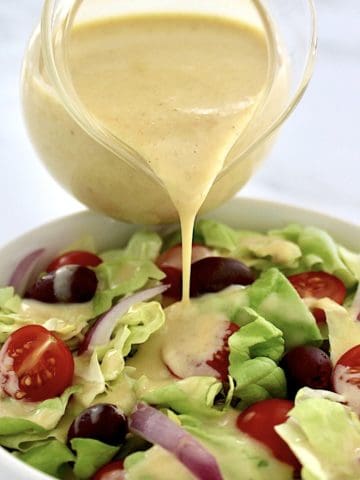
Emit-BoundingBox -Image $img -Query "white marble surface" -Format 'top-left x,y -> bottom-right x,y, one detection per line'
0,0 -> 359,246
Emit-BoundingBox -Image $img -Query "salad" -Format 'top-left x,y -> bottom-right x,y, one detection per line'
0,219 -> 360,480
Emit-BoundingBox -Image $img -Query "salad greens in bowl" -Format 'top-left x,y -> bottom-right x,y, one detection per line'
0,197 -> 359,480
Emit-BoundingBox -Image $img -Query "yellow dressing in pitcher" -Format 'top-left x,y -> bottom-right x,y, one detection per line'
66,13 -> 277,299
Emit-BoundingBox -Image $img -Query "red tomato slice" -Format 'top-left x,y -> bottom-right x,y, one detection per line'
0,325 -> 74,402
288,272 -> 346,324
236,399 -> 300,472
333,344 -> 360,415
206,322 -> 240,382
156,244 -> 213,271
163,321 -> 239,382
47,250 -> 102,272
92,460 -> 124,480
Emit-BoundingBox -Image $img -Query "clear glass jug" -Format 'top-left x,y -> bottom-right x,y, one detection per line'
21,0 -> 316,224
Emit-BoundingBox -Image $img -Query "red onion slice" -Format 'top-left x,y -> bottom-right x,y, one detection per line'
129,403 -> 223,480
81,284 -> 169,353
8,248 -> 46,296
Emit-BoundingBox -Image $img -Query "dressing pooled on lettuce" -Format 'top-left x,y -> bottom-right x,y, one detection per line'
0,221 -> 359,480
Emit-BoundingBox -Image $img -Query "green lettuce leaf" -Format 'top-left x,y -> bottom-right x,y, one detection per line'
195,286 -> 249,324
195,219 -> 240,251
95,369 -> 137,415
138,376 -> 223,417
73,302 -> 164,408
339,247 -> 360,281
97,301 -> 165,382
196,220 -> 358,288
15,439 -> 75,478
0,386 -> 77,437
196,219 -> 301,270
0,294 -> 94,344
271,224 -> 357,287
93,231 -> 164,315
0,287 -> 21,312
94,260 -> 164,315
229,310 -> 286,405
311,297 -> 360,364
71,438 -> 119,479
74,351 -> 106,407
247,269 -> 322,348
276,388 -> 360,480
101,231 -> 162,263
124,446 -> 193,479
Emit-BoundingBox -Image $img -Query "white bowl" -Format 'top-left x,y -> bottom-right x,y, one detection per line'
0,196 -> 359,480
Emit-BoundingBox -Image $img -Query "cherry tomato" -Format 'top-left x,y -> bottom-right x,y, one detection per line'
333,344 -> 360,414
47,250 -> 102,272
163,321 -> 239,382
92,460 -> 124,480
288,272 -> 346,324
0,325 -> 74,402
156,244 -> 212,270
206,322 -> 240,382
236,399 -> 300,471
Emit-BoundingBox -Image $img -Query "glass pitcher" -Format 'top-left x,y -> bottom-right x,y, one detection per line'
21,0 -> 316,225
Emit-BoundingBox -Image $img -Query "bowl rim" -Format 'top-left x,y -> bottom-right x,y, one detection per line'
0,195 -> 358,480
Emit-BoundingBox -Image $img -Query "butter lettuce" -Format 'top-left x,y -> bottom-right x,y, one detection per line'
196,219 -> 358,288
101,231 -> 162,263
71,438 -> 119,479
0,386 -> 77,453
138,376 -> 223,417
229,310 -> 286,405
0,386 -> 77,435
94,260 -> 164,315
276,388 -> 360,480
0,287 -> 21,312
74,302 -> 164,406
0,291 -> 94,344
15,439 -> 75,478
196,219 -> 301,270
172,269 -> 321,360
94,231 -> 164,315
247,269 -> 322,348
97,301 -> 165,382
74,351 -> 106,407
15,437 -> 119,479
339,247 -> 360,281
312,297 -> 360,364
271,224 -> 357,287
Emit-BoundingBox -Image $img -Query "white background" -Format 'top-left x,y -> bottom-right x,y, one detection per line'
0,0 -> 359,245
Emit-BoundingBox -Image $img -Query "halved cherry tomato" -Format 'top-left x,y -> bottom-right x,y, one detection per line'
288,272 -> 346,324
156,244 -> 213,270
333,344 -> 360,415
92,460 -> 124,480
236,399 -> 300,472
163,321 -> 239,382
206,322 -> 240,382
0,325 -> 74,402
47,250 -> 102,272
